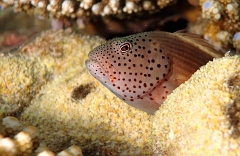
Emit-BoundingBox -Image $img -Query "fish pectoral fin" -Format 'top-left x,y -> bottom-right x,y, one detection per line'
171,78 -> 187,87
162,78 -> 186,93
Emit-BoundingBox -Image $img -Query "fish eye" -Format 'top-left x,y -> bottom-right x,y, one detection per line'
119,42 -> 132,54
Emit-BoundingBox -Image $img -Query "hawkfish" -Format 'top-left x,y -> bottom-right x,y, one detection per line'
85,31 -> 223,114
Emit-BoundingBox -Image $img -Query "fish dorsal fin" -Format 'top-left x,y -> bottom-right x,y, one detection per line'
174,31 -> 223,58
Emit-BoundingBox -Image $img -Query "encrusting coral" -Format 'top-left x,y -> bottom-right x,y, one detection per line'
1,29 -> 152,155
0,29 -> 105,115
199,0 -> 240,52
21,69 -> 152,155
152,55 -> 240,155
0,57 -> 50,115
0,116 -> 84,156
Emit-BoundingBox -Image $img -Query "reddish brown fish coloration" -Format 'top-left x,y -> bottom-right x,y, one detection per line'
85,31 -> 223,114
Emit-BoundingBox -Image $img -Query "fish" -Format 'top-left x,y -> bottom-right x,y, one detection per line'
85,31 -> 223,114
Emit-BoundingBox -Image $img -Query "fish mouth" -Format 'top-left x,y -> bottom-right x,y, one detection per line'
85,57 -> 104,71
85,57 -> 109,76
85,58 -> 104,73
86,56 -> 119,82
85,59 -> 92,67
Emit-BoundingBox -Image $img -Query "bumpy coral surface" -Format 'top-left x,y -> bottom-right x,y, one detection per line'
21,65 -> 152,156
0,0 -> 175,18
1,28 -> 240,155
200,0 -> 240,52
0,29 -> 105,115
0,57 -> 50,114
0,116 -> 37,155
0,116 -> 83,156
1,29 -> 152,155
152,55 -> 240,155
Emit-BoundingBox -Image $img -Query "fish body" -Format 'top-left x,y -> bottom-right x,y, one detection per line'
85,31 -> 223,114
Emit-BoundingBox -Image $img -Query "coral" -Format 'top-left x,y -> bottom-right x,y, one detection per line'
21,69 -> 152,155
23,126 -> 40,149
0,57 -> 50,114
0,0 -> 176,18
0,116 -> 36,155
200,0 -> 240,51
152,55 -> 240,155
1,29 -> 151,155
233,32 -> 240,53
0,1 -> 197,39
66,145 -> 83,156
34,143 -> 53,155
14,131 -> 33,155
2,116 -> 23,137
0,136 -> 18,156
0,29 -> 105,115
3,28 -> 240,155
37,150 -> 55,156
19,29 -> 106,76
57,145 -> 83,156
0,116 -> 83,156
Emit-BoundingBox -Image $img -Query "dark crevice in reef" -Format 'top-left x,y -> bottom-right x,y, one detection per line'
226,76 -> 240,139
71,83 -> 94,101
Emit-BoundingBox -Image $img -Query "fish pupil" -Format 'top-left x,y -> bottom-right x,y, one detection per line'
119,42 -> 132,53
121,46 -> 128,51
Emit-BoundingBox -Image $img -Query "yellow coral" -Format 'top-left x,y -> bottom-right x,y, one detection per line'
0,137 -> 18,156
0,29 -> 105,115
23,126 -> 40,149
200,0 -> 240,50
0,29 -> 154,155
0,115 -> 82,156
0,57 -> 50,114
14,131 -> 33,155
2,116 -> 23,137
152,55 -> 240,155
1,29 -> 153,155
3,29 -> 239,155
34,143 -> 54,155
37,150 -> 55,156
21,69 -> 152,155
65,145 -> 83,156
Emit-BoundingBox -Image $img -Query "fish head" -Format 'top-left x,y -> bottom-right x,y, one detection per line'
86,32 -> 171,105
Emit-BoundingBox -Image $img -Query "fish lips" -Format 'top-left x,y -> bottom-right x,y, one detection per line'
85,58 -> 119,83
